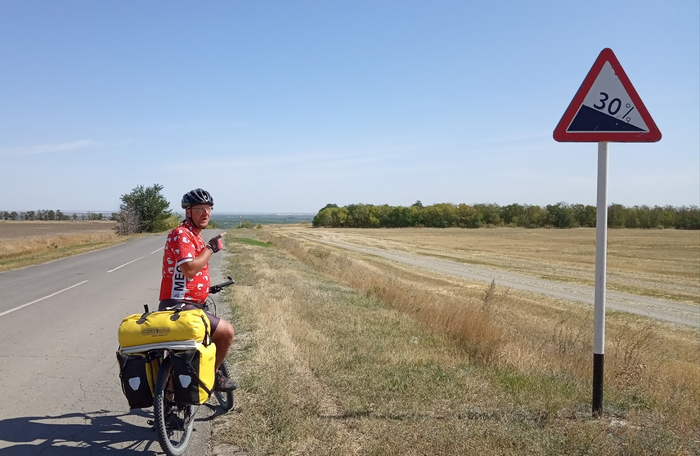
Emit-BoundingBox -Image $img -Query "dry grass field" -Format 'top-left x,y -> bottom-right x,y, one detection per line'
214,226 -> 700,456
0,220 -> 122,271
0,220 -> 117,240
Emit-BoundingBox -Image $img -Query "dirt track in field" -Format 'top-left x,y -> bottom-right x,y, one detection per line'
282,228 -> 700,329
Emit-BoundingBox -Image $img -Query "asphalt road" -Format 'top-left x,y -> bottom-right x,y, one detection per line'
0,231 -> 228,455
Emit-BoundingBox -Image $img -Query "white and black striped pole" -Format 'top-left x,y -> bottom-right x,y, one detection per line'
592,141 -> 609,417
553,48 -> 662,418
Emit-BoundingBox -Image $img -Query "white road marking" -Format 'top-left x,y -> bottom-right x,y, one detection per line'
150,248 -> 163,255
107,257 -> 144,273
0,280 -> 89,317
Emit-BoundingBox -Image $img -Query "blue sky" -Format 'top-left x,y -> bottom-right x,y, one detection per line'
1,1 -> 698,213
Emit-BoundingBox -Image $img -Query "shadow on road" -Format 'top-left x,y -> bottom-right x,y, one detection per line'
0,402 -> 232,455
0,409 -> 159,455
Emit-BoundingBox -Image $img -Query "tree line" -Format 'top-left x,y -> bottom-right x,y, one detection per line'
1,210 -> 109,221
312,201 -> 700,229
1,184 -> 177,235
1,184 -> 232,236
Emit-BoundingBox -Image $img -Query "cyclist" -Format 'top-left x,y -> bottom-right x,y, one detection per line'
158,188 -> 236,392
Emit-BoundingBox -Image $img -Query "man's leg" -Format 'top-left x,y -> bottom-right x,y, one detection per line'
211,318 -> 234,371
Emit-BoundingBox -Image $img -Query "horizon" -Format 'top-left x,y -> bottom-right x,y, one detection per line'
2,199 -> 699,217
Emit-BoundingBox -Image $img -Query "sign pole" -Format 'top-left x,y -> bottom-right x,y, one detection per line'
592,141 -> 609,417
553,48 -> 661,417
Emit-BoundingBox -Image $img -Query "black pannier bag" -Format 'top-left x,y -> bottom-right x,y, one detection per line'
116,351 -> 159,409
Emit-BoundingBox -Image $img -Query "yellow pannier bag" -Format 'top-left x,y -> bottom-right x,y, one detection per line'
171,342 -> 217,405
118,308 -> 210,349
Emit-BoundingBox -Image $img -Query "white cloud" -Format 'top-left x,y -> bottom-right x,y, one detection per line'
0,140 -> 96,156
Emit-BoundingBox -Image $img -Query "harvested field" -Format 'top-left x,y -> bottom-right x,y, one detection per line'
271,226 -> 700,305
0,220 -> 116,240
0,220 -> 122,272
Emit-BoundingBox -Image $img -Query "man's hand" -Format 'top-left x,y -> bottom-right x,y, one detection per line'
207,232 -> 226,253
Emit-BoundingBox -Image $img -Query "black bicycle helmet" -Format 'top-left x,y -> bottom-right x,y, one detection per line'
181,188 -> 214,209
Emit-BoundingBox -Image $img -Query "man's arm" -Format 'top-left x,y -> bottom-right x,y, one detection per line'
178,248 -> 213,279
178,232 -> 226,279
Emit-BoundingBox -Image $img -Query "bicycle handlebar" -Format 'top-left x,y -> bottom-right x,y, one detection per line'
209,276 -> 235,294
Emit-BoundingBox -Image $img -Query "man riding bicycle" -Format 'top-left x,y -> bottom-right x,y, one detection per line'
158,188 -> 236,392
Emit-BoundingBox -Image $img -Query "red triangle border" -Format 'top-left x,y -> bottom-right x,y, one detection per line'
553,48 -> 661,143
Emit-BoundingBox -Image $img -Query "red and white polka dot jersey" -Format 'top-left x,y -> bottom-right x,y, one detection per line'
159,219 -> 210,304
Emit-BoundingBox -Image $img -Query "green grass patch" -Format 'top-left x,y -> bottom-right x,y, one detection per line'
233,237 -> 271,248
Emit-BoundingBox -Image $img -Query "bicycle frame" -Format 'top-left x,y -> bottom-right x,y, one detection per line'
151,276 -> 236,456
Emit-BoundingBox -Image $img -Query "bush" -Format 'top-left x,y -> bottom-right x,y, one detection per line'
114,183 -> 172,235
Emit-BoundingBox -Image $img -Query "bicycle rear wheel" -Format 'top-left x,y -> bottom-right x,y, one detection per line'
214,360 -> 235,411
153,357 -> 195,456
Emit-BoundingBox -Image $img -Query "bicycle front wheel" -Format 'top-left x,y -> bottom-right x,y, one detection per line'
153,357 -> 195,456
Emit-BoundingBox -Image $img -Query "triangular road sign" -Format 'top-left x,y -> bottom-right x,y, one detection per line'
553,48 -> 661,142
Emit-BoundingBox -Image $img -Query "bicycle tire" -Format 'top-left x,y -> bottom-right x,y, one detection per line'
153,357 -> 195,456
214,360 -> 235,411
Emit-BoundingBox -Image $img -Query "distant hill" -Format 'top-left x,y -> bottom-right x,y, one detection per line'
210,213 -> 314,228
